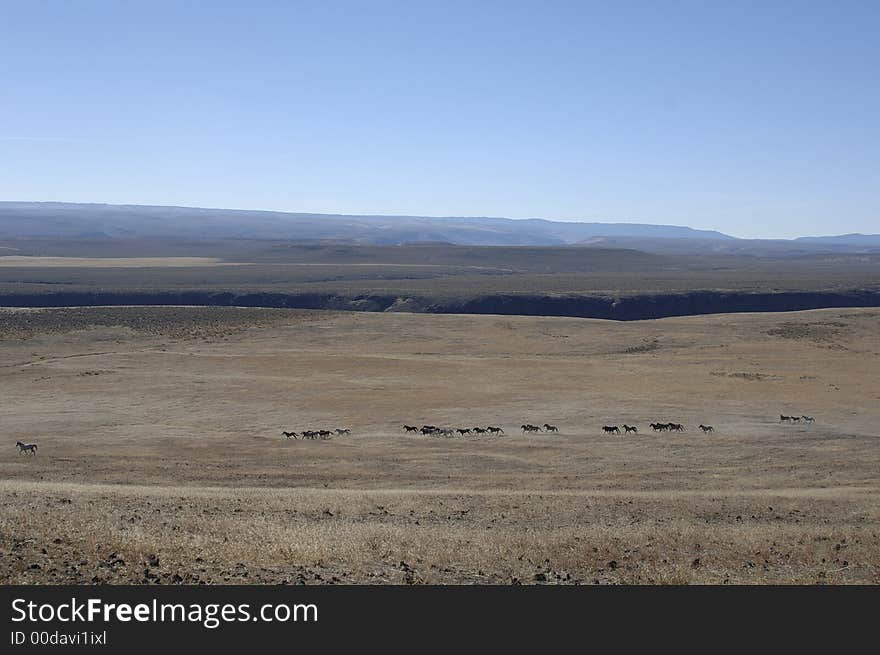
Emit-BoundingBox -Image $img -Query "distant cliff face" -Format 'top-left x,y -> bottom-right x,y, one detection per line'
1,288 -> 878,321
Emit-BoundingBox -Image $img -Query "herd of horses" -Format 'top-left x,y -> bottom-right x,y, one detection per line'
275,414 -> 819,443
282,428 -> 351,440
400,414 -> 818,438
399,415 -> 812,437
780,415 -> 815,423
404,424 -> 506,436
600,422 -> 710,434
407,421 -> 710,436
14,412 -> 819,455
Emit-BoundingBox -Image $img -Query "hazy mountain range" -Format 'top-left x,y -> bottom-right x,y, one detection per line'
1,201 -> 878,254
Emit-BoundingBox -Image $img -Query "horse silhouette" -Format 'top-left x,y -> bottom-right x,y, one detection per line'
16,441 -> 37,455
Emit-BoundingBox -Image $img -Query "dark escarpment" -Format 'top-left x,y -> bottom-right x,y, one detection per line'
1,289 -> 879,320
436,289 -> 880,320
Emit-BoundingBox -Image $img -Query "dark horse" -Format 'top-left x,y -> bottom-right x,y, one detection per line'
602,426 -> 620,434
16,441 -> 37,455
282,431 -> 298,439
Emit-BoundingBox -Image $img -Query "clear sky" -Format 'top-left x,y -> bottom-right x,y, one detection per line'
1,1 -> 877,238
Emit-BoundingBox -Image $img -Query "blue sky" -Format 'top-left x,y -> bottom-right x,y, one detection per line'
1,1 -> 877,238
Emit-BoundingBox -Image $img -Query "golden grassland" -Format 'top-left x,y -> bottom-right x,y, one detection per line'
1,306 -> 878,584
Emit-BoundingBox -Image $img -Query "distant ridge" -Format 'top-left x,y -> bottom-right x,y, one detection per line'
0,201 -> 731,245
795,234 -> 880,246
0,202 -> 878,255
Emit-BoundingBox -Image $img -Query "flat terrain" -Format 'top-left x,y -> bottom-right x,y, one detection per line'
2,240 -> 879,297
1,306 -> 878,584
0,256 -> 237,267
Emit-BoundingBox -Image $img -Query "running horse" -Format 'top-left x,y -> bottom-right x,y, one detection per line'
16,441 -> 38,455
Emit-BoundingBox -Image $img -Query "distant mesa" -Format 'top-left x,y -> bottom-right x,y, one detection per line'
0,201 -> 730,245
0,201 -> 878,255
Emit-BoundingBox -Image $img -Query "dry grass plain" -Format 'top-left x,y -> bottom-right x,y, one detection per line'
0,256 -> 238,267
0,306 -> 878,584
